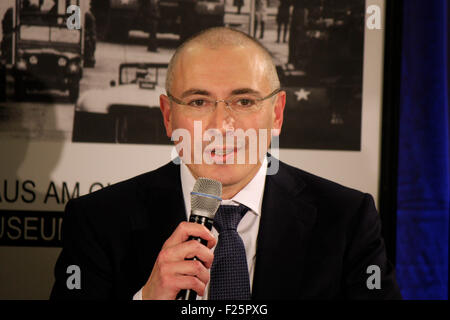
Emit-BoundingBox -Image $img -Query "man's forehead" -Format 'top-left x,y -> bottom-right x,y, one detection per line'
170,43 -> 273,95
172,44 -> 270,88
177,43 -> 265,68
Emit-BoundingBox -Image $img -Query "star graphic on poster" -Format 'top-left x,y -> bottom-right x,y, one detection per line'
294,88 -> 311,101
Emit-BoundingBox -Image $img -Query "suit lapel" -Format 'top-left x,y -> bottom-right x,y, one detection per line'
252,163 -> 317,300
136,161 -> 187,230
132,162 -> 187,283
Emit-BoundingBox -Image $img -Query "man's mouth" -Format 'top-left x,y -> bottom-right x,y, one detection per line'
211,147 -> 235,156
204,145 -> 245,163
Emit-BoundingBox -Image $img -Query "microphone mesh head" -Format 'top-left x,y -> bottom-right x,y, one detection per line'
191,178 -> 222,219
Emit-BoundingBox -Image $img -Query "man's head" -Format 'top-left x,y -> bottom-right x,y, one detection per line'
160,27 -> 285,198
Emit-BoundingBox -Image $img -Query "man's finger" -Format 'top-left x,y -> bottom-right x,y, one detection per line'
174,275 -> 207,297
163,221 -> 216,249
162,260 -> 210,285
161,239 -> 215,268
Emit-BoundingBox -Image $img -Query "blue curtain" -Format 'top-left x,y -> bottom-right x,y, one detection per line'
396,0 -> 449,299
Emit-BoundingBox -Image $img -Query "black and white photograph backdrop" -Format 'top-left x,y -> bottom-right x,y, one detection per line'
0,0 -> 385,299
1,0 -> 364,150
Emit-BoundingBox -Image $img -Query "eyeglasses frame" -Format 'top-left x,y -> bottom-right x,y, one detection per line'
166,87 -> 282,113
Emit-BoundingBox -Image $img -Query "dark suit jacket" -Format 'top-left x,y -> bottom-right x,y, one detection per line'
50,159 -> 401,300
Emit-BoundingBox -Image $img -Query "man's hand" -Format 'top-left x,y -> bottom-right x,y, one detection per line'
142,221 -> 216,300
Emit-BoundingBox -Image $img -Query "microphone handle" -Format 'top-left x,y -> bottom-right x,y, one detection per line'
177,213 -> 214,301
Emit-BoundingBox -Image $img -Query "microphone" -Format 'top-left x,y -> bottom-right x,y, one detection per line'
178,177 -> 222,301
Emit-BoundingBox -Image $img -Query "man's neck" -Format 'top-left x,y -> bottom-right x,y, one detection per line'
221,163 -> 263,200
183,160 -> 265,200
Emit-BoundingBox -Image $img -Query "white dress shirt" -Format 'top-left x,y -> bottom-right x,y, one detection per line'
133,157 -> 268,300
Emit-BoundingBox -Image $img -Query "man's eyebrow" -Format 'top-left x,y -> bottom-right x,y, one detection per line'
180,89 -> 211,98
230,88 -> 261,95
180,88 -> 262,98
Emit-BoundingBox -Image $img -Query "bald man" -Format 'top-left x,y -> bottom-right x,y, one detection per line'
50,28 -> 401,300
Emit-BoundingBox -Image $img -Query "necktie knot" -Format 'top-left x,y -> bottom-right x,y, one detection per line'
213,204 -> 248,233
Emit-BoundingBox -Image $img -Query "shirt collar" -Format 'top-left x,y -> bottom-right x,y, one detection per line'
180,157 -> 268,218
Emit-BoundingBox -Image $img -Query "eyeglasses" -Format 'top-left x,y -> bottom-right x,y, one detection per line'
167,88 -> 282,115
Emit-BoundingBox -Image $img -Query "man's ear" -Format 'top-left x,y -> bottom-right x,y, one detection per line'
160,94 -> 173,138
272,90 -> 286,136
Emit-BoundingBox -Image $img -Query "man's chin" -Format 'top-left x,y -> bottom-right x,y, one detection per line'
187,163 -> 260,187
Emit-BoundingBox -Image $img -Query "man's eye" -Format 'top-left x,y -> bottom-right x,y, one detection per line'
188,99 -> 206,107
236,98 -> 256,107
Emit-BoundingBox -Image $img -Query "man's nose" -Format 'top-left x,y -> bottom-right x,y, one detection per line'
207,101 -> 234,133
